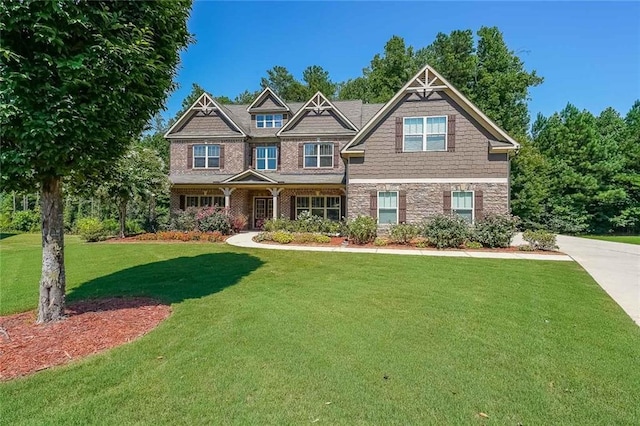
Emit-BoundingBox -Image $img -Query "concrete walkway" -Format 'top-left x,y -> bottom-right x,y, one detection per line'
226,232 -> 572,261
554,235 -> 640,326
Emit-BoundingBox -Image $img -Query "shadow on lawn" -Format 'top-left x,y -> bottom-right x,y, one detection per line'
67,252 -> 264,306
0,232 -> 17,241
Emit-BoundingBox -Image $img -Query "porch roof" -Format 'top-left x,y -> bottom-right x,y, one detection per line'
170,172 -> 345,185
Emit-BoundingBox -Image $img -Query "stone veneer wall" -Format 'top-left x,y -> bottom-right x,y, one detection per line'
347,182 -> 509,224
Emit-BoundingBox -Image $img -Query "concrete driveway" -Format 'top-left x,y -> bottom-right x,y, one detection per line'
556,235 -> 640,326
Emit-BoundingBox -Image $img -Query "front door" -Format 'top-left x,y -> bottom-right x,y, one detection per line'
254,197 -> 273,229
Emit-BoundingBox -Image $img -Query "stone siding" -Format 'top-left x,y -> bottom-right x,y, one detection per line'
347,182 -> 509,224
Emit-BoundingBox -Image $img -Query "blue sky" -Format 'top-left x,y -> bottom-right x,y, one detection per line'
163,1 -> 640,125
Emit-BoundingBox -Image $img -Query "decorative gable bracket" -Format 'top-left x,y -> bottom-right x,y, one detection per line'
406,67 -> 447,94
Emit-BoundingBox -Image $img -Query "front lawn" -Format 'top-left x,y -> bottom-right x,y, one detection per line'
580,235 -> 640,245
1,234 -> 639,424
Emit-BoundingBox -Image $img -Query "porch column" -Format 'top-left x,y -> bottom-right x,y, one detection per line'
268,188 -> 283,219
222,188 -> 235,214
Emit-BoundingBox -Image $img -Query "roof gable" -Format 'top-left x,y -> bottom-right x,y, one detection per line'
246,87 -> 290,112
277,92 -> 358,136
342,64 -> 519,153
165,93 -> 246,139
221,169 -> 278,184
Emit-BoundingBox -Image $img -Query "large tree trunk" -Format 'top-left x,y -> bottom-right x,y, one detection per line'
118,201 -> 127,238
37,176 -> 66,323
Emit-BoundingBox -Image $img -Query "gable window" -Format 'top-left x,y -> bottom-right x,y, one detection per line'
193,145 -> 220,168
186,196 -> 225,208
378,191 -> 398,224
296,196 -> 340,221
452,191 -> 473,222
304,143 -> 333,168
403,116 -> 447,152
256,114 -> 283,128
256,146 -> 277,170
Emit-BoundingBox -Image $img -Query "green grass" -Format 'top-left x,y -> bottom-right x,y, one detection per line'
580,235 -> 640,245
1,234 -> 639,424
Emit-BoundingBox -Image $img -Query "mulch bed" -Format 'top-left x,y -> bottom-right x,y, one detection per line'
0,298 -> 170,381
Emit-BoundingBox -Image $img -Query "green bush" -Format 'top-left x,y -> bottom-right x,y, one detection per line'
254,232 -> 272,242
102,218 -> 119,236
77,217 -> 106,242
170,208 -> 198,231
373,237 -> 389,246
522,229 -> 558,251
11,210 -> 40,232
421,215 -> 471,249
473,214 -> 518,248
126,219 -> 144,235
263,217 -> 294,232
196,208 -> 230,234
389,223 -> 419,244
0,213 -> 13,231
265,213 -> 344,235
465,241 -> 483,249
272,230 -> 294,244
347,215 -> 377,245
313,234 -> 331,243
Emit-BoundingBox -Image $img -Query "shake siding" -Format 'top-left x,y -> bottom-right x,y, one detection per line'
349,92 -> 508,179
253,95 -> 285,110
172,111 -> 242,137
283,110 -> 353,134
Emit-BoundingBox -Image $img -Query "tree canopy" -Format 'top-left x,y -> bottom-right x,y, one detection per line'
0,0 -> 192,322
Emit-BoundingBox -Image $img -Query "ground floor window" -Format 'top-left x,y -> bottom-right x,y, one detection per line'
378,191 -> 398,224
296,196 -> 340,221
452,191 -> 473,222
185,195 -> 225,208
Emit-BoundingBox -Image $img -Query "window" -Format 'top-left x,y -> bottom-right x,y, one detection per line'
378,191 -> 398,224
185,196 -> 225,208
256,114 -> 283,128
296,196 -> 341,221
304,143 -> 333,168
452,191 -> 473,222
403,116 -> 447,151
193,145 -> 220,168
256,146 -> 277,170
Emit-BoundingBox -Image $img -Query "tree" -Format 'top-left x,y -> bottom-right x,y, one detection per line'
97,145 -> 168,238
302,65 -> 336,98
0,1 -> 192,322
234,89 -> 262,104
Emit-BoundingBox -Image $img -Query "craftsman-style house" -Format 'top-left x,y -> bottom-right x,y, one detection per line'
165,64 -> 518,229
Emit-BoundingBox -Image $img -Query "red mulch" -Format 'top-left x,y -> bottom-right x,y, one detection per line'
0,298 -> 170,381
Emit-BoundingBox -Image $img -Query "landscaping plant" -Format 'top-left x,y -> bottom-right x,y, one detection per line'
347,215 -> 377,244
473,213 -> 518,248
421,215 -> 471,249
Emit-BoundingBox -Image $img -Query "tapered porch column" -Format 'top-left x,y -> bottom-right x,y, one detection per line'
222,188 -> 235,213
267,188 -> 283,219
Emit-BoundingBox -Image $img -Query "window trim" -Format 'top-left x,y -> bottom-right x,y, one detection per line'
403,116 -> 448,152
303,142 -> 334,169
256,114 -> 284,128
185,195 -> 225,209
377,190 -> 399,225
295,196 -> 341,221
192,144 -> 220,169
255,146 -> 278,171
451,190 -> 474,223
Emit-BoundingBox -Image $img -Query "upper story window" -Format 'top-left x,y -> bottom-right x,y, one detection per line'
256,146 -> 277,170
304,143 -> 333,168
256,114 -> 283,128
403,116 -> 447,152
452,191 -> 473,223
193,145 -> 220,168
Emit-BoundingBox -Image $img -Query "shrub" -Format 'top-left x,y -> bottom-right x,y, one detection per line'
196,207 -> 231,234
136,233 -> 158,241
203,231 -> 225,242
77,217 -> 106,242
12,210 -> 40,232
231,214 -> 248,233
102,218 -> 119,236
170,208 -> 198,231
421,215 -> 471,249
412,237 -> 429,248
347,215 -> 377,245
263,217 -> 293,232
473,214 -> 518,248
518,244 -> 535,251
126,219 -> 144,236
373,237 -> 389,246
0,213 -> 12,231
272,230 -> 294,244
389,223 -> 419,245
522,229 -> 558,251
292,232 -> 316,244
254,232 -> 272,242
465,241 -> 483,249
313,234 -> 331,243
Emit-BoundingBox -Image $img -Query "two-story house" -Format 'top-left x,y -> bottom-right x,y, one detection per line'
165,64 -> 519,229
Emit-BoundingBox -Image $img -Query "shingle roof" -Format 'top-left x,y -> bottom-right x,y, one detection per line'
170,172 -> 345,185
